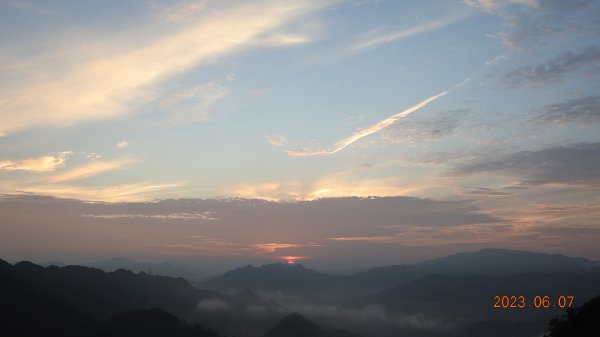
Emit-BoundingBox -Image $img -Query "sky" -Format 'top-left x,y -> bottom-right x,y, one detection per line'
1,0 -> 599,272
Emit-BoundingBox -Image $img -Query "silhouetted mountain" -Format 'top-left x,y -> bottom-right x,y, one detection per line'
204,249 -> 599,300
228,289 -> 280,309
347,249 -> 598,295
89,257 -> 206,283
2,258 -> 220,320
40,260 -> 65,267
100,308 -> 222,337
345,264 -> 422,295
4,250 -> 598,337
264,313 -> 359,337
347,271 -> 600,337
203,263 -> 344,299
544,294 -> 600,337
1,259 -> 224,337
0,259 -> 98,336
354,271 -> 600,321
414,248 -> 596,275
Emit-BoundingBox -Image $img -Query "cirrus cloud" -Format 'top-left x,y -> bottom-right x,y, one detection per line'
0,0 -> 335,135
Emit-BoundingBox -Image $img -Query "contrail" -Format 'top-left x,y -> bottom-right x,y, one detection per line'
287,85 -> 461,157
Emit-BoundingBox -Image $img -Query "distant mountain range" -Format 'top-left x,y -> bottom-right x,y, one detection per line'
88,257 -> 209,284
202,249 -> 599,300
353,271 -> 600,318
0,259 -> 291,337
203,263 -> 342,300
412,248 -> 597,275
3,248 -> 599,337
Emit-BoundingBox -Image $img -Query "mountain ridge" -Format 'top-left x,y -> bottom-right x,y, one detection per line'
3,258 -> 220,320
264,312 -> 359,337
202,248 -> 599,299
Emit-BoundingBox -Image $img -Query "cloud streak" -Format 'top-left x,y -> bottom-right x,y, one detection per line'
49,160 -> 131,183
254,243 -> 322,254
347,14 -> 471,54
18,181 -> 184,202
232,175 -> 424,201
287,90 -> 449,157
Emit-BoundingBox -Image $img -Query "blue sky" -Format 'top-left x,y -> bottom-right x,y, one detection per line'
1,0 -> 599,269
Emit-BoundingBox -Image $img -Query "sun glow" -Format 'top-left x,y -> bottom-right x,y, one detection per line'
278,255 -> 309,265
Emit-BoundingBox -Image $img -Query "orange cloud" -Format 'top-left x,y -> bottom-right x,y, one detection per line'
0,152 -> 70,172
232,176 -> 423,201
49,160 -> 131,183
254,242 -> 322,253
0,1 -> 334,134
19,181 -> 184,202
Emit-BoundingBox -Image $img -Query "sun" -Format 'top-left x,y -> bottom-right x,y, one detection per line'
278,255 -> 308,265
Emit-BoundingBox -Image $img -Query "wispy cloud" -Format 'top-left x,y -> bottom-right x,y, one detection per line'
329,236 -> 390,242
381,109 -> 469,144
116,140 -> 129,149
19,181 -> 184,202
504,46 -> 600,87
254,242 -> 322,253
347,13 -> 470,54
233,181 -> 304,201
463,0 -> 539,12
287,90 -> 449,157
0,152 -> 71,172
303,176 -> 423,200
152,0 -> 208,22
453,142 -> 600,188
49,160 -> 131,183
160,81 -> 228,106
329,223 -> 513,247
531,95 -> 600,125
457,187 -> 514,196
464,0 -> 591,13
0,0 -> 334,134
465,0 -> 594,49
1,0 -> 57,15
232,175 -> 424,201
160,81 -> 230,124
261,34 -> 312,46
266,134 -> 288,146
84,212 -> 218,221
